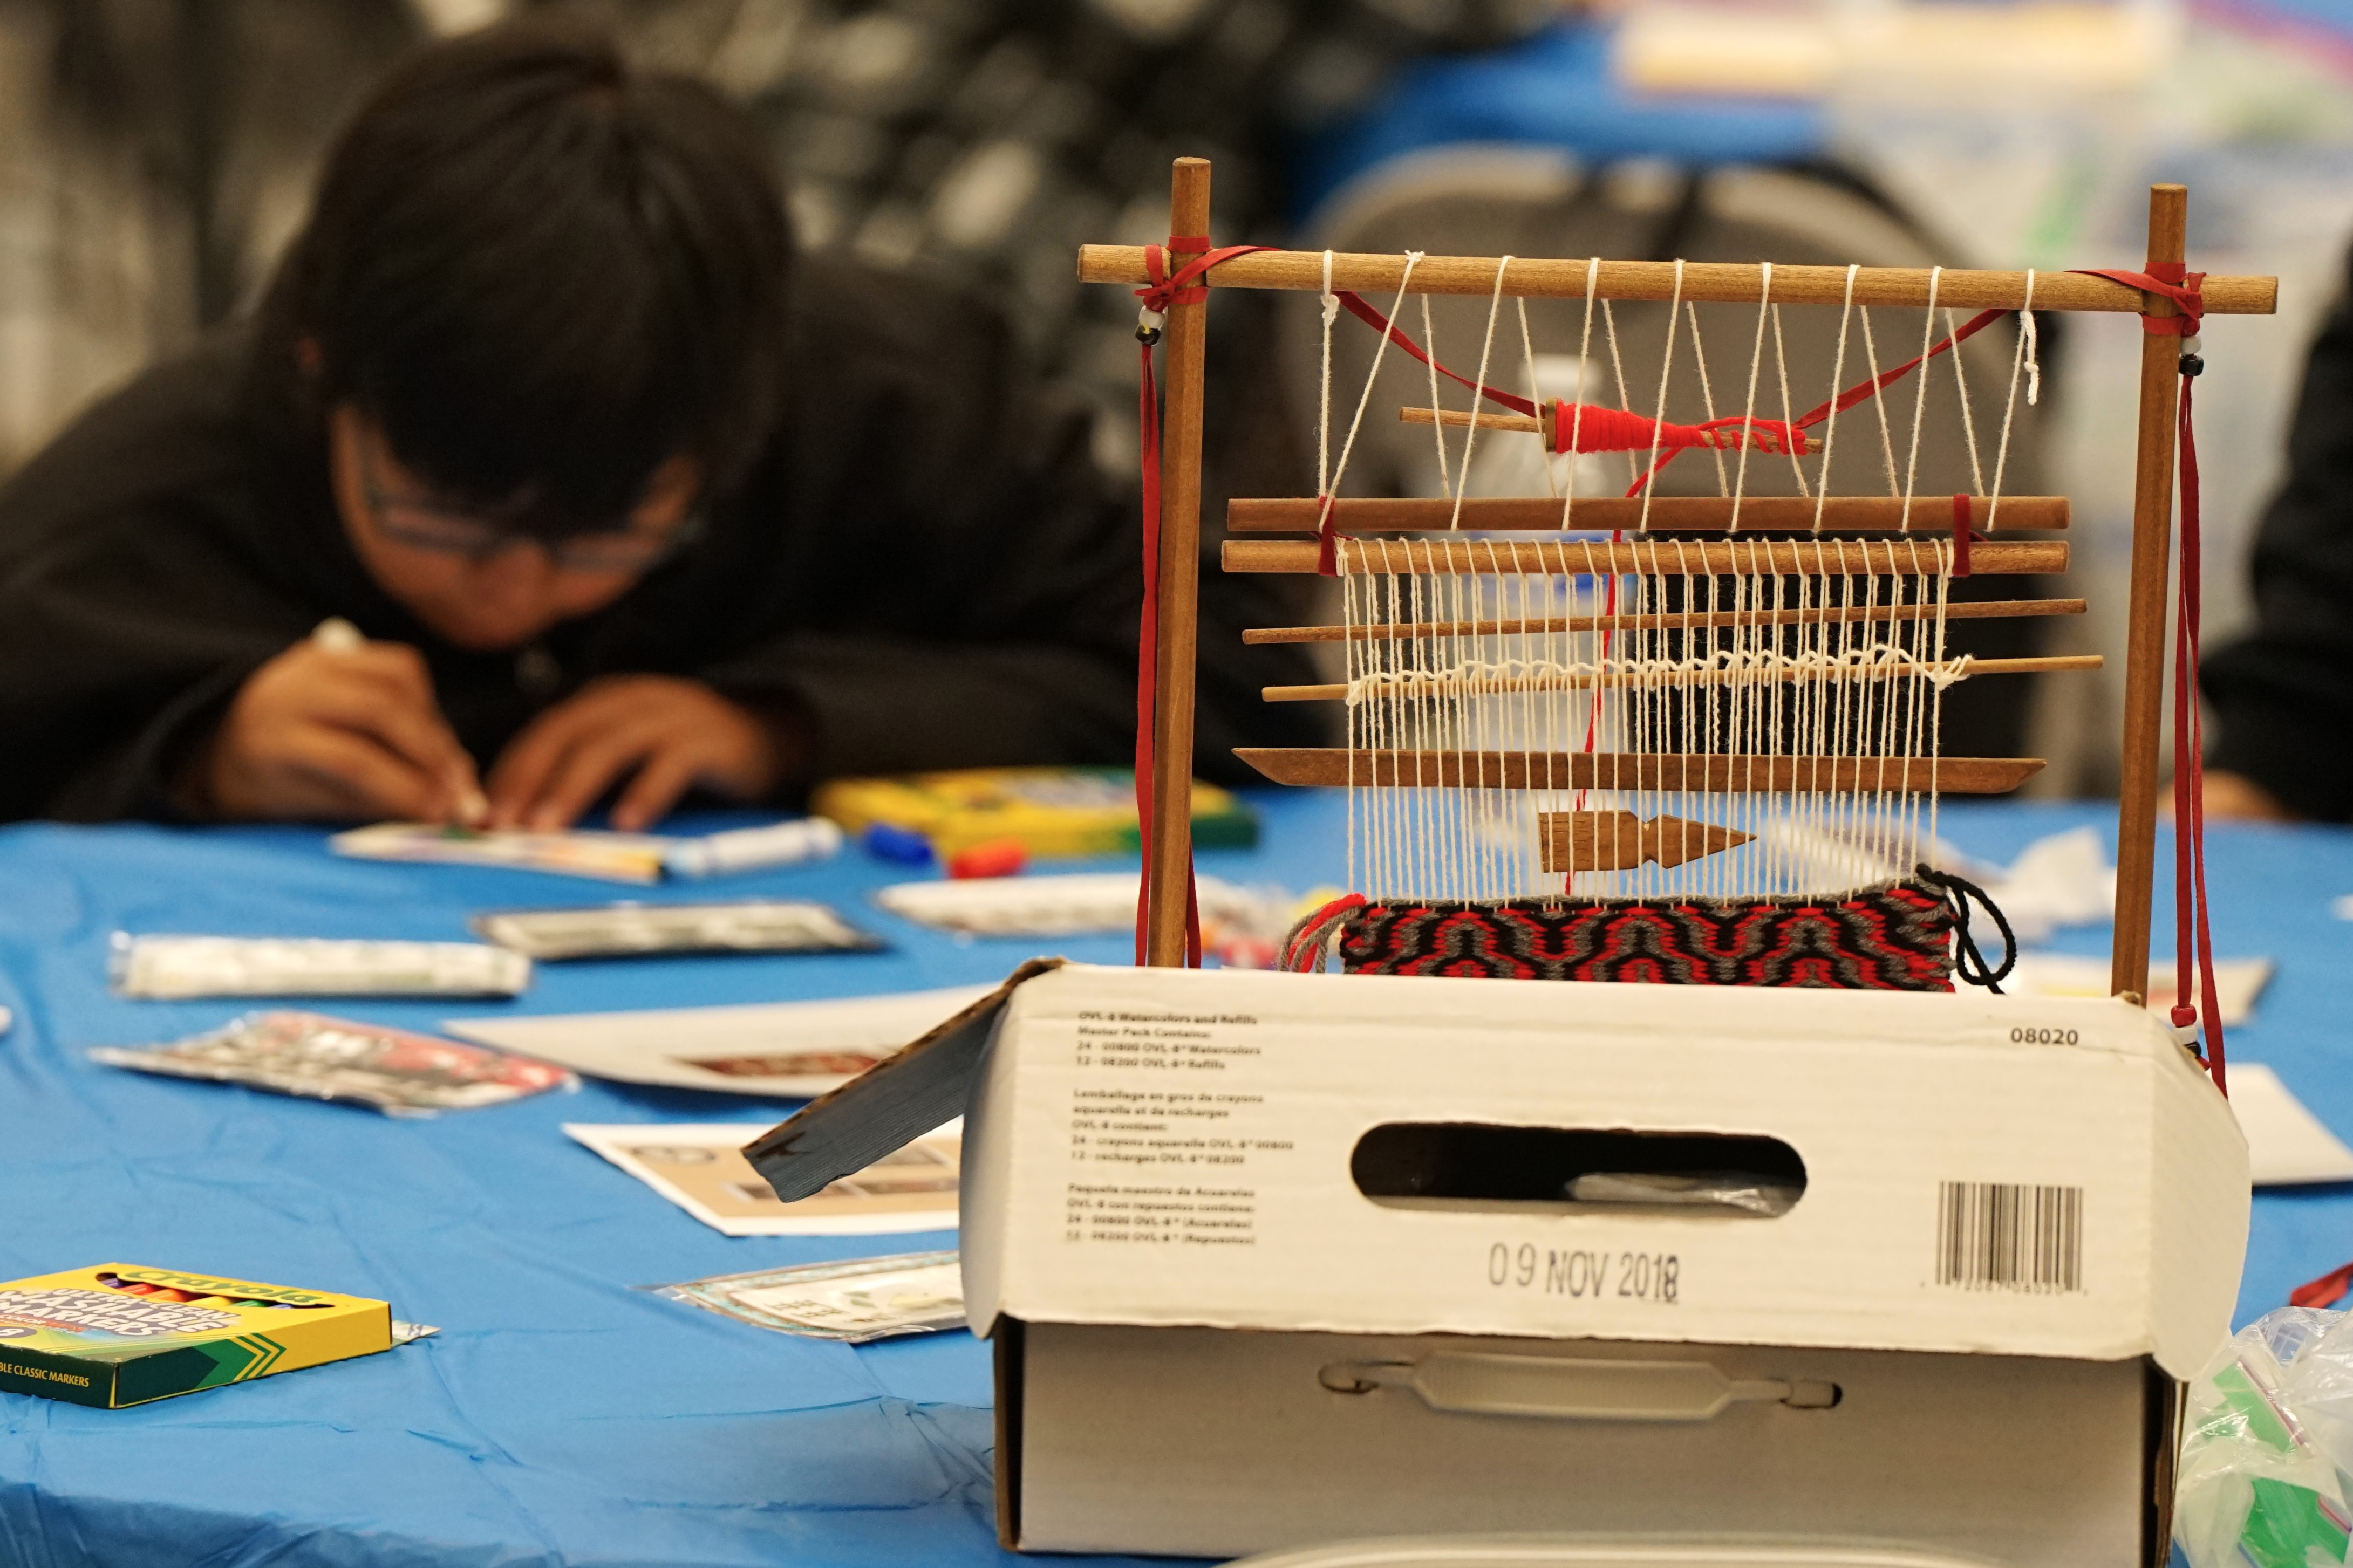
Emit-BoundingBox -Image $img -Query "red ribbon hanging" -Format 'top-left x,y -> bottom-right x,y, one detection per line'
1133,241 -> 1273,966
2068,266 -> 2224,1093
2172,345 -> 2226,1093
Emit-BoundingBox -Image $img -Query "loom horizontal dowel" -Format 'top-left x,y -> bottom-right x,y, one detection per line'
1223,539 -> 2068,576
1398,406 -> 1823,455
1077,247 -> 2280,315
1260,654 -> 2101,703
1240,597 -> 2089,644
1232,748 -> 2045,793
1404,406 -> 1545,433
1226,496 -> 2070,533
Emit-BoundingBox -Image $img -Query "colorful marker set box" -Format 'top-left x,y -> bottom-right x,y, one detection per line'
0,1265 -> 392,1408
813,766 -> 1258,860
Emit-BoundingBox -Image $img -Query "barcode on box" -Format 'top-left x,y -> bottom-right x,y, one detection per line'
1935,1182 -> 2083,1292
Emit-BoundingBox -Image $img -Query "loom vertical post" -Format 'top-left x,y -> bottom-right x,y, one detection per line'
1145,158 -> 1212,967
2111,184 -> 2187,1002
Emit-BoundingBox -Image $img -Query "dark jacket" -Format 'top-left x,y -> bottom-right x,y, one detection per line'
0,257 -> 1319,822
2205,261 -> 2353,820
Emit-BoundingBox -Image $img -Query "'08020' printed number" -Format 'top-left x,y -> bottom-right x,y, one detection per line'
1487,1243 -> 1679,1304
2009,1026 -> 2080,1045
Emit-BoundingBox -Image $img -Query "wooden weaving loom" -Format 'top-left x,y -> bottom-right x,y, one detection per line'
1086,159 -> 2274,1087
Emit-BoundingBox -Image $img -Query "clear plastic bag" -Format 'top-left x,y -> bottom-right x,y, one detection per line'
2175,1306 -> 2353,1567
1563,1171 -> 1803,1218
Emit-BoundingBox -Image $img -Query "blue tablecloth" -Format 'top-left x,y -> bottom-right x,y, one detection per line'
0,793 -> 2347,1568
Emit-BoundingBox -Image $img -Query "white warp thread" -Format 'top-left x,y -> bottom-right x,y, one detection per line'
1321,247 -> 2039,907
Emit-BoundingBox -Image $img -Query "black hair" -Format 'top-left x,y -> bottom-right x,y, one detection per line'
270,17 -> 792,537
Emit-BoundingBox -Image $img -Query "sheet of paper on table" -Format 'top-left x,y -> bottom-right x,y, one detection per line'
2228,1064 -> 2353,1187
445,984 -> 993,1097
567,1122 -> 960,1236
2004,953 -> 2273,1026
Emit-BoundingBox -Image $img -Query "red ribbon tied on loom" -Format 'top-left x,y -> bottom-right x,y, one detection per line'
1539,404 -> 1806,458
2077,265 -> 2223,1095
1131,239 -> 1274,966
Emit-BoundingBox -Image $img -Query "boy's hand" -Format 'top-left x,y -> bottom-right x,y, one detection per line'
189,639 -> 485,823
486,676 -> 796,832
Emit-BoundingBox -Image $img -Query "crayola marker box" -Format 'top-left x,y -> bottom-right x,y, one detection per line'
0,1265 -> 392,1408
812,766 -> 1259,859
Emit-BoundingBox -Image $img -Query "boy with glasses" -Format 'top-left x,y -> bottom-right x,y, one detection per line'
0,19 -> 1310,828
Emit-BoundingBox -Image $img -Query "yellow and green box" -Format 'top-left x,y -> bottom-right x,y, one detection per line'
0,1264 -> 392,1408
814,766 -> 1258,860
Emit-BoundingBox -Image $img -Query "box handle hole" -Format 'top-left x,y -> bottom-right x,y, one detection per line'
1351,1123 -> 1805,1217
1318,1353 -> 1842,1422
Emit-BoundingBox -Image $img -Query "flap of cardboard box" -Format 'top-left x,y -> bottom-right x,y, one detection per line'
742,956 -> 1060,1197
741,960 -> 2249,1379
954,965 -> 2248,1378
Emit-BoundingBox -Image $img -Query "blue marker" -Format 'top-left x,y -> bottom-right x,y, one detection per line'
861,823 -> 934,865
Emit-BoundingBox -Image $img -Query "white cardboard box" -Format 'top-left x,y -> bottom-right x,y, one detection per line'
747,962 -> 2249,1564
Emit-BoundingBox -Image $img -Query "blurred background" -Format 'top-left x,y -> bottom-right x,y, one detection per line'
2,0 -> 2343,792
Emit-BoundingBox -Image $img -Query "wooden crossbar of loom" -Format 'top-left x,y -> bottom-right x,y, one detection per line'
1263,654 -> 2101,703
1233,749 -> 2043,793
1227,496 -> 2069,533
1077,245 -> 2278,314
1225,539 -> 2066,576
1241,597 -> 2086,645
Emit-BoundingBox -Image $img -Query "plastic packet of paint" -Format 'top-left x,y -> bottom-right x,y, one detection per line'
110,934 -> 530,998
2174,1305 -> 2353,1567
470,899 -> 880,961
872,871 -> 1273,939
664,818 -> 844,878
643,1251 -> 964,1342
88,1011 -> 575,1115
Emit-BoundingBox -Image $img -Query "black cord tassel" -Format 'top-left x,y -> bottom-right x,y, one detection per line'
1915,863 -> 2018,994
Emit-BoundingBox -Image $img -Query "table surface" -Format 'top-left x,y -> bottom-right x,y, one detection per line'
1,792 -> 2347,1568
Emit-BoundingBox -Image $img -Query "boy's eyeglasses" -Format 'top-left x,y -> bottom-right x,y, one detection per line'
359,443 -> 704,574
